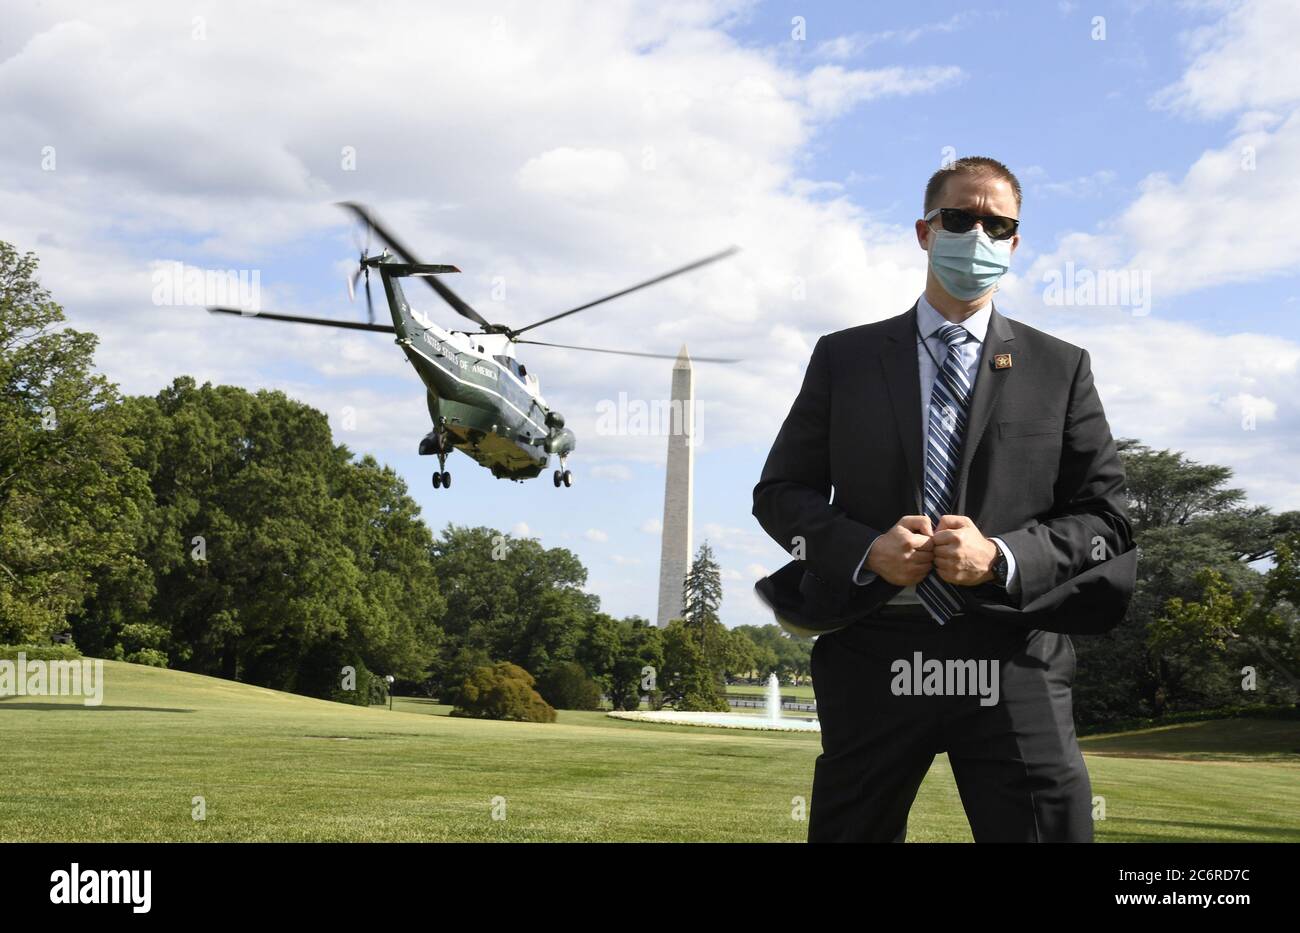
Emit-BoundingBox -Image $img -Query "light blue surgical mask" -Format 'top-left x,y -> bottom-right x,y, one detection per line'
927,226 -> 1012,301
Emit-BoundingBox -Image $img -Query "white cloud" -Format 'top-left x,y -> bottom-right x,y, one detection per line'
1016,109 -> 1300,301
968,4 -> 1300,516
1036,170 -> 1117,199
1020,314 -> 1300,512
1011,3 -> 1300,302
801,65 -> 963,119
1154,0 -> 1300,118
812,12 -> 990,59
700,521 -> 773,558
516,147 -> 631,200
584,528 -> 609,542
0,0 -> 959,467
1220,393 -> 1277,423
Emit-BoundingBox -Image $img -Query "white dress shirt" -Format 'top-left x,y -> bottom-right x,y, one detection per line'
852,292 -> 1020,603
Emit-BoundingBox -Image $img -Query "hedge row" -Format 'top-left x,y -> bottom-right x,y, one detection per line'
0,644 -> 83,662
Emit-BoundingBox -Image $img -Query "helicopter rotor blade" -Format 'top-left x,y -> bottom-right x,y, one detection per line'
510,245 -> 740,337
206,306 -> 396,334
364,269 -> 375,325
406,267 -> 491,330
513,338 -> 740,363
379,262 -> 462,275
337,201 -> 420,264
336,201 -> 493,331
348,212 -> 373,260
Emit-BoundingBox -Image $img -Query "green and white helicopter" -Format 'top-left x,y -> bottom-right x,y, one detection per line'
207,202 -> 738,489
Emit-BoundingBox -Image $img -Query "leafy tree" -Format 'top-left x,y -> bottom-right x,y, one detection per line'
719,626 -> 757,682
1074,439 -> 1299,725
429,525 -> 595,675
453,661 -> 556,722
733,625 -> 779,680
0,241 -> 152,643
600,616 -> 664,711
331,453 -> 446,679
1153,537 -> 1300,703
733,623 -> 812,684
574,611 -> 623,695
329,657 -> 386,707
70,376 -> 446,698
657,618 -> 728,712
133,379 -> 365,687
659,541 -> 731,708
431,644 -> 494,707
536,660 -> 603,710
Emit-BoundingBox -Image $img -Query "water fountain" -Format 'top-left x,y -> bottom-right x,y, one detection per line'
606,671 -> 820,732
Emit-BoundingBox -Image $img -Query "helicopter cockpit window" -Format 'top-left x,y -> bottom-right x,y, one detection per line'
493,355 -> 524,379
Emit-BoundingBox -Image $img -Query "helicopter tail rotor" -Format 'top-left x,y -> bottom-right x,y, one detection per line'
337,201 -> 495,332
346,258 -> 377,325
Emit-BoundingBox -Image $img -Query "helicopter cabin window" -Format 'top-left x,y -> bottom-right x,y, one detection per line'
493,355 -> 525,380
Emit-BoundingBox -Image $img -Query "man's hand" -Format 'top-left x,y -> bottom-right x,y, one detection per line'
865,515 -> 935,587
931,514 -> 999,586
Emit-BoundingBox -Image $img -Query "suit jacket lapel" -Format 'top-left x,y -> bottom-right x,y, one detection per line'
879,302 -> 924,514
953,303 -> 1016,515
879,300 -> 1018,519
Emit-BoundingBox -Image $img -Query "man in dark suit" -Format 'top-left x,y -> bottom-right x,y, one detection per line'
751,156 -> 1136,843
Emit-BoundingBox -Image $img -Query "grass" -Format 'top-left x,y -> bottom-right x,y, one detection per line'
725,683 -> 815,699
1,660 -> 1296,841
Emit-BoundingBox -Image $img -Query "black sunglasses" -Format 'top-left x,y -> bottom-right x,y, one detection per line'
925,207 -> 1019,241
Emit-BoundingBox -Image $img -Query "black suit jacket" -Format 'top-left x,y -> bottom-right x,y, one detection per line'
752,301 -> 1137,637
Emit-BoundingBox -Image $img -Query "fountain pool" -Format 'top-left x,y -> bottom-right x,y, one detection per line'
606,672 -> 820,732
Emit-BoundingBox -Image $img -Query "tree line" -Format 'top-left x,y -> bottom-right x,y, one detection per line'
1,240 -> 1296,726
0,241 -> 801,716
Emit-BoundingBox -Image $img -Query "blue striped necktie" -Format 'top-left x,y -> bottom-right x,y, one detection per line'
916,322 -> 973,625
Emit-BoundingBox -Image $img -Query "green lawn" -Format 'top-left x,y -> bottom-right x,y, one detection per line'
726,683 -> 815,699
1,660 -> 1295,841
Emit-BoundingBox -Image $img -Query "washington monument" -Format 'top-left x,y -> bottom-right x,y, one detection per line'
655,345 -> 694,628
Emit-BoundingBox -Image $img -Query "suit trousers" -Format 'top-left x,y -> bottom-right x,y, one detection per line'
807,607 -> 1092,842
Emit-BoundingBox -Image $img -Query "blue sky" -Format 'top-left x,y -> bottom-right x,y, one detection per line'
3,0 -> 1297,629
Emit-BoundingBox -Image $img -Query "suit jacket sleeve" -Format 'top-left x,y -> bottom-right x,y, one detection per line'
993,348 -> 1133,608
752,335 -> 882,588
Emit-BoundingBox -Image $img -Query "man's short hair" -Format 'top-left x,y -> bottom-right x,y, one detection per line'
923,156 -> 1023,215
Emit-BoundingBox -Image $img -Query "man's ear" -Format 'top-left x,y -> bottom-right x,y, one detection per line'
915,219 -> 931,250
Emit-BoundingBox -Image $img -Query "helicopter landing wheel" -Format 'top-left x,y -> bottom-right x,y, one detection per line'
441,471 -> 451,488
562,469 -> 573,487
553,469 -> 562,487
432,472 -> 442,489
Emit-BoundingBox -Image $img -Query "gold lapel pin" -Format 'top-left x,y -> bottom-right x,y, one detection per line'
993,353 -> 1013,370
